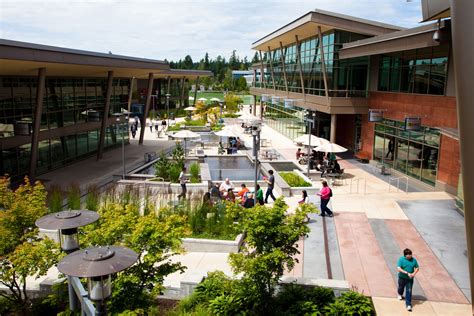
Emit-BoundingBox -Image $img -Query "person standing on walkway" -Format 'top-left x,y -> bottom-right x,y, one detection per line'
317,180 -> 333,217
255,184 -> 264,205
397,248 -> 419,312
177,167 -> 187,200
264,170 -> 276,203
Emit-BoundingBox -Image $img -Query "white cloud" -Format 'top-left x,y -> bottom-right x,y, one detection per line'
0,0 -> 423,63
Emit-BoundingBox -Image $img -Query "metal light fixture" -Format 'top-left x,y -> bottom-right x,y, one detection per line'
35,210 -> 99,253
58,246 -> 138,315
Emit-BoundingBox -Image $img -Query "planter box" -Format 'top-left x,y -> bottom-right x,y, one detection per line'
182,233 -> 245,253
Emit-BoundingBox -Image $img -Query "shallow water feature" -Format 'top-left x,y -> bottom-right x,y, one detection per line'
205,156 -> 263,181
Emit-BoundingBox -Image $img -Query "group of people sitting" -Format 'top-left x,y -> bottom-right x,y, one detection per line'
296,148 -> 343,177
203,178 -> 264,208
218,137 -> 243,155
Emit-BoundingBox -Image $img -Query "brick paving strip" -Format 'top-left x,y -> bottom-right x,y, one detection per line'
386,220 -> 469,304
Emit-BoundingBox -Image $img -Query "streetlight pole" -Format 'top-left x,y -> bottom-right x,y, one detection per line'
306,112 -> 316,178
252,125 -> 261,192
166,93 -> 170,127
114,112 -> 129,180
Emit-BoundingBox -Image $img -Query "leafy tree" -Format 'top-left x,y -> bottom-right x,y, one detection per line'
82,203 -> 187,313
236,76 -> 248,92
223,93 -> 243,113
228,198 -> 312,313
252,52 -> 260,64
0,176 -> 62,312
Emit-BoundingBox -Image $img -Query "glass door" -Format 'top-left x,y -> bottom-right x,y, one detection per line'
395,138 -> 409,174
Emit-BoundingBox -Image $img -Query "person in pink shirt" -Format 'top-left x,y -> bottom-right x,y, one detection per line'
317,180 -> 333,217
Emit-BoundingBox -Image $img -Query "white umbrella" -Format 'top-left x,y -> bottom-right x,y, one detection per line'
315,143 -> 348,153
294,134 -> 330,147
198,97 -> 208,101
188,96 -> 195,101
184,106 -> 197,111
172,130 -> 201,156
214,128 -> 237,137
210,97 -> 221,102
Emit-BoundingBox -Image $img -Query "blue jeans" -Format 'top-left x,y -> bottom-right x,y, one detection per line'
398,277 -> 414,306
265,187 -> 276,203
320,199 -> 333,216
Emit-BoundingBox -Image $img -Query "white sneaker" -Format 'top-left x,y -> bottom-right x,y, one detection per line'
397,295 -> 403,300
406,305 -> 412,312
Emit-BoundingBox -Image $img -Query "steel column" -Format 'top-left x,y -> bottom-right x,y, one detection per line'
97,71 -> 114,160
180,76 -> 186,108
193,76 -> 199,106
127,77 -> 135,113
29,67 -> 46,181
318,26 -> 330,105
279,41 -> 289,93
450,0 -> 474,311
258,50 -> 266,89
295,35 -> 306,96
267,46 -> 276,90
139,72 -> 154,144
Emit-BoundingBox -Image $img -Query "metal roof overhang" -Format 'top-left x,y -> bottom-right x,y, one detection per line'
252,10 -> 403,51
0,39 -> 211,79
338,21 -> 446,59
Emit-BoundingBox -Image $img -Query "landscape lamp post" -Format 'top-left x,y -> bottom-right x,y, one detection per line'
35,210 -> 100,312
58,246 -> 138,316
251,124 -> 261,192
36,211 -> 138,315
166,93 -> 171,127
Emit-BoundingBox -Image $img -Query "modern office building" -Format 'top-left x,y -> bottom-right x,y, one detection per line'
0,39 -> 211,183
250,7 -> 459,195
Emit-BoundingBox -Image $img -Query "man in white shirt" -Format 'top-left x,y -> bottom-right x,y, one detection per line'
219,178 -> 234,197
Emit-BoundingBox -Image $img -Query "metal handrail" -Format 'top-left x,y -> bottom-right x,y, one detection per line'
388,176 -> 409,193
349,178 -> 367,195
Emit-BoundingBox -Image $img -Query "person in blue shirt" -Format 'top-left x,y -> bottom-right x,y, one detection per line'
397,248 -> 420,312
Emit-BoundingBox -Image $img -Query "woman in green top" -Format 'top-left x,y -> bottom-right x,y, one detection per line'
255,184 -> 264,205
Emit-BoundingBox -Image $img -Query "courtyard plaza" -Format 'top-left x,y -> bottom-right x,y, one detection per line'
29,105 -> 471,315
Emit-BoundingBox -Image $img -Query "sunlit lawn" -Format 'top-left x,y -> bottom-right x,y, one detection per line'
192,91 -> 253,104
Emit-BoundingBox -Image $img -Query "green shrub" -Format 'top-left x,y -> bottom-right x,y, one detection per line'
67,183 -> 81,209
279,172 -> 311,187
276,283 -> 334,315
223,113 -> 239,118
169,165 -> 182,183
189,162 -> 201,183
183,119 -> 206,126
48,185 -> 64,212
324,291 -> 375,315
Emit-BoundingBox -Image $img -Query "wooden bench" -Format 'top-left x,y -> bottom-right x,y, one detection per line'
354,151 -> 371,163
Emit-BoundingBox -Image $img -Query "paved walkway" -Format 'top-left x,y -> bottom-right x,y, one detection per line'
32,106 -> 472,315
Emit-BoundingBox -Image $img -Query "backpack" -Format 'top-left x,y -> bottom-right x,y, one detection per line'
329,188 -> 333,197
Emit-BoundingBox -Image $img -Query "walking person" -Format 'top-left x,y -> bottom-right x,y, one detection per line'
264,170 -> 276,203
149,119 -> 153,133
397,248 -> 419,312
130,123 -> 137,139
386,138 -> 394,160
255,184 -> 264,205
177,167 -> 188,200
317,180 -> 333,217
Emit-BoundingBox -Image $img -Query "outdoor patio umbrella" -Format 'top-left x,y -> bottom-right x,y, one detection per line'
198,97 -> 208,101
315,143 -> 348,153
214,128 -> 237,137
183,106 -> 197,111
294,134 -> 330,147
188,96 -> 194,101
210,97 -> 221,102
172,130 -> 201,157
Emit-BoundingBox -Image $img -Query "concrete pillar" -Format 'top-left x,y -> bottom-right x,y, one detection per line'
330,114 -> 337,143
139,72 -> 154,144
193,76 -> 199,106
29,67 -> 46,181
97,71 -> 114,160
451,0 -> 474,311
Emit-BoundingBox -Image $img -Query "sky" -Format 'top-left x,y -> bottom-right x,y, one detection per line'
0,0 -> 423,63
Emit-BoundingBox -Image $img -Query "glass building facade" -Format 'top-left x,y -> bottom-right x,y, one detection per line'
262,99 -> 331,141
378,45 -> 449,95
256,30 -> 370,97
0,76 -> 130,182
373,119 -> 440,185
